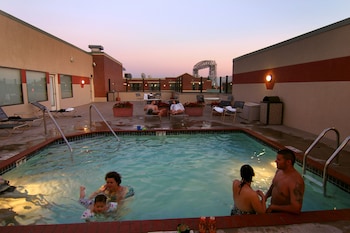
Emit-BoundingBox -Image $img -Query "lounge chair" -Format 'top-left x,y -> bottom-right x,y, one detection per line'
169,100 -> 188,120
222,101 -> 245,123
0,106 -> 42,126
211,100 -> 231,118
144,110 -> 162,122
0,122 -> 28,137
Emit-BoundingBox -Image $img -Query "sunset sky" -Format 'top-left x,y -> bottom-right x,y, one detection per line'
1,0 -> 349,78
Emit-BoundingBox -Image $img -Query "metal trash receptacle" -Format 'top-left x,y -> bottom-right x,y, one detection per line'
107,92 -> 116,102
260,96 -> 283,125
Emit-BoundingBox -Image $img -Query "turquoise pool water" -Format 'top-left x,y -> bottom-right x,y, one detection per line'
1,132 -> 350,225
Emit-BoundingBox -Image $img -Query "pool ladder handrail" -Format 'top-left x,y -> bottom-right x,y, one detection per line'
89,104 -> 120,141
42,107 -> 73,153
302,127 -> 340,196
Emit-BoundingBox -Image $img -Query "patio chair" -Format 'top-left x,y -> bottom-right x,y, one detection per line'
169,100 -> 188,121
211,100 -> 231,118
144,110 -> 162,122
196,95 -> 205,104
0,122 -> 28,137
0,106 -> 42,126
222,101 -> 245,123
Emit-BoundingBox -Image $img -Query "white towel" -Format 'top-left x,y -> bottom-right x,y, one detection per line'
225,106 -> 236,112
213,106 -> 224,113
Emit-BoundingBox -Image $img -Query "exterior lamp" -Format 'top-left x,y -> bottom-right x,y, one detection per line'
266,75 -> 272,82
81,80 -> 85,88
265,74 -> 274,90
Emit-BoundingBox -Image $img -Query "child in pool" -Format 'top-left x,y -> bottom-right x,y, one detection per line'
79,186 -> 117,221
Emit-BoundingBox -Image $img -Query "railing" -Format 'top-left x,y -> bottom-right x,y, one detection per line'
46,111 -> 73,153
302,127 -> 340,196
31,102 -> 72,153
89,104 -> 120,142
323,135 -> 350,195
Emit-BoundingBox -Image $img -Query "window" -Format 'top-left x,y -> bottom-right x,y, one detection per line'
27,71 -> 48,103
0,67 -> 23,106
60,74 -> 73,98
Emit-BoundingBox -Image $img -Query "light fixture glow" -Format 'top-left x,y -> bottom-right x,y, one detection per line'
266,75 -> 272,82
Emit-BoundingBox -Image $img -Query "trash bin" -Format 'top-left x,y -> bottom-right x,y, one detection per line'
260,96 -> 283,125
107,92 -> 116,102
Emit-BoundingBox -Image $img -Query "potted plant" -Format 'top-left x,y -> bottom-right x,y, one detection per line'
113,101 -> 133,117
184,102 -> 204,116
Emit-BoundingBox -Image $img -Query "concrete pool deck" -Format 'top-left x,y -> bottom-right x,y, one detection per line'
0,101 -> 350,232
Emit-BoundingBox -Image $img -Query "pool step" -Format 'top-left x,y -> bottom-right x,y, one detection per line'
303,174 -> 323,187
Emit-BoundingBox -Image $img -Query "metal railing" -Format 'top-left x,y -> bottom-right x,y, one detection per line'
302,127 -> 340,196
31,102 -> 72,153
89,104 -> 120,141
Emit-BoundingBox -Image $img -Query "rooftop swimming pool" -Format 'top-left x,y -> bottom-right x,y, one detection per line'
1,130 -> 350,225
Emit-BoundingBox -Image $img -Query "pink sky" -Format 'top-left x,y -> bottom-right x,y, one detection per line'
1,0 -> 349,78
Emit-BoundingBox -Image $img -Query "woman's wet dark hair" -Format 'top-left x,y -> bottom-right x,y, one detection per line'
238,164 -> 255,194
105,171 -> 122,185
240,164 -> 255,183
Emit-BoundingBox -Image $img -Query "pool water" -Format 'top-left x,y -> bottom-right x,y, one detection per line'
1,132 -> 350,225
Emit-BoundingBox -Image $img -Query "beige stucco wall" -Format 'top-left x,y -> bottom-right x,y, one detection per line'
0,12 -> 93,77
232,82 -> 350,139
0,11 -> 93,115
234,20 -> 350,73
232,19 -> 350,140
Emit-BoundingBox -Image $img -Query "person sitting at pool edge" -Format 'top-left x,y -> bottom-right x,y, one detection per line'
80,191 -> 117,221
89,171 -> 134,204
231,164 -> 266,215
144,100 -> 166,116
265,148 -> 305,214
170,100 -> 185,115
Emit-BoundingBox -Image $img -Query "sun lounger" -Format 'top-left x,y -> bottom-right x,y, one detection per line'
0,106 -> 42,126
0,122 -> 28,137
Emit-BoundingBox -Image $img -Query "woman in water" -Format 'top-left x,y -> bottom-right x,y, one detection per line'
88,171 -> 134,204
231,164 -> 266,215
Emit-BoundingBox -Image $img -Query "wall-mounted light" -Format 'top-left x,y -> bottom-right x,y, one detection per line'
81,80 -> 85,88
265,74 -> 274,90
92,62 -> 96,67
265,75 -> 272,82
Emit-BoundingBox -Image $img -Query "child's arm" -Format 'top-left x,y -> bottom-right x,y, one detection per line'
81,208 -> 93,220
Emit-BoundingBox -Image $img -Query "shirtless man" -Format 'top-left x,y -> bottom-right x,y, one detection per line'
144,100 -> 165,116
265,149 -> 305,214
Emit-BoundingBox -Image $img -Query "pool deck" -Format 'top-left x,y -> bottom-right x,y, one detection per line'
1,101 -> 350,232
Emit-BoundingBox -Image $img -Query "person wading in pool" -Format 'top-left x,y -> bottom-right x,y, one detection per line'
89,171 -> 134,204
265,149 -> 305,214
231,164 -> 266,215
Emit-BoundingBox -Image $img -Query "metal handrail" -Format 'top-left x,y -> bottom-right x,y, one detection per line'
302,127 -> 340,176
89,104 -> 120,141
46,111 -> 73,153
323,135 -> 350,195
31,102 -> 73,152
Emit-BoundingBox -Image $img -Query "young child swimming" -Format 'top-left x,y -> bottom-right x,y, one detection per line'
79,186 -> 117,221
